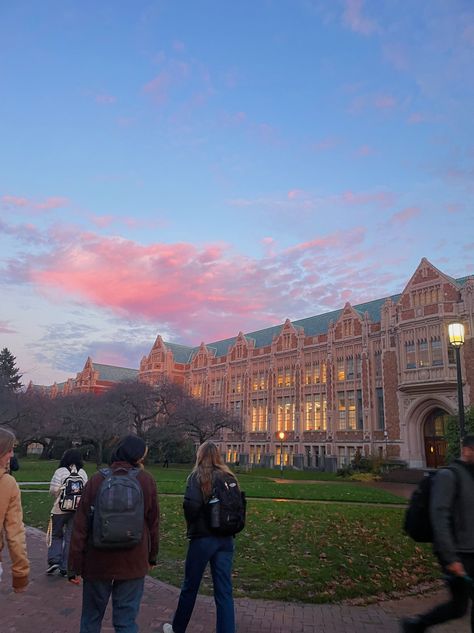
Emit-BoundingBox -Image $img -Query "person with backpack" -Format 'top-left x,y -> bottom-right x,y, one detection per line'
163,441 -> 246,633
0,427 -> 29,593
401,434 -> 474,632
46,448 -> 88,578
68,434 -> 159,633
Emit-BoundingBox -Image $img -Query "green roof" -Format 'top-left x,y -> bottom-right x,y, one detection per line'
162,275 -> 470,363
92,363 -> 139,382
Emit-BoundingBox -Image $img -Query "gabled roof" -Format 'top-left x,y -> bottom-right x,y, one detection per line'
92,363 -> 139,382
161,274 -> 468,362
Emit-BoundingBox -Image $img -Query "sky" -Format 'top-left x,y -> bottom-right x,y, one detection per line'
1,0 -> 473,387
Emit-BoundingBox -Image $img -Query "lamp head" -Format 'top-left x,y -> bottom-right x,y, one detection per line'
448,322 -> 465,348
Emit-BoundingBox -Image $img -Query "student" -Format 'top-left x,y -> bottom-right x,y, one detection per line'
0,427 -> 29,592
401,434 -> 474,632
47,448 -> 88,577
69,435 -> 159,633
163,441 -> 239,633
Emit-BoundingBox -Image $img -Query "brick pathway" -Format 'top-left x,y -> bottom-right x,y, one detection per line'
1,527 -> 470,632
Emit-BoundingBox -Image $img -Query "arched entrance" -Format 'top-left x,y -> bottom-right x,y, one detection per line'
424,408 -> 449,468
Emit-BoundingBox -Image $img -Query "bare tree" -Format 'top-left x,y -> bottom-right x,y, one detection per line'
170,395 -> 242,445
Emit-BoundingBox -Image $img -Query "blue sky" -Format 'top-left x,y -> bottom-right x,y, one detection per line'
1,0 -> 473,386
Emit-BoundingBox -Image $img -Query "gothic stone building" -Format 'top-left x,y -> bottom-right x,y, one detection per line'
139,259 -> 474,469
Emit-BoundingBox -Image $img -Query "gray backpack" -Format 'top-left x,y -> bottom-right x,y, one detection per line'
92,467 -> 144,549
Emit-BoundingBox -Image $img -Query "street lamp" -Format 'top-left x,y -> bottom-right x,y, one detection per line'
278,431 -> 285,473
448,322 -> 465,441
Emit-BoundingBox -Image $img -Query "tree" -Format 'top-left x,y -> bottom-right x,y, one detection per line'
445,406 -> 474,463
0,348 -> 23,392
170,395 -> 242,445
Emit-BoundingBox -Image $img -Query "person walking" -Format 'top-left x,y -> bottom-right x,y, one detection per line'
401,434 -> 474,632
68,434 -> 159,633
0,427 -> 29,592
163,441 -> 241,633
46,448 -> 88,578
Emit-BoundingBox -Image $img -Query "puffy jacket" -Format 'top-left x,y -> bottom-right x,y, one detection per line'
430,459 -> 474,566
0,470 -> 29,590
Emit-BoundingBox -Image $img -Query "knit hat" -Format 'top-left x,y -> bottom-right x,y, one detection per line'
112,435 -> 147,465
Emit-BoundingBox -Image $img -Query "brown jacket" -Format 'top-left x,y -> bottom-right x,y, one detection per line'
68,462 -> 159,580
0,471 -> 30,590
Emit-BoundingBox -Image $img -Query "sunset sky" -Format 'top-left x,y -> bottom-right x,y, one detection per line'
1,0 -> 473,386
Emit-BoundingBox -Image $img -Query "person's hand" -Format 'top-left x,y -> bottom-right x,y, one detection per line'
446,561 -> 466,577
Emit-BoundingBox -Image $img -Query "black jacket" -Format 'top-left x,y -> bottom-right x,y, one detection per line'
430,460 -> 474,566
183,472 -> 214,539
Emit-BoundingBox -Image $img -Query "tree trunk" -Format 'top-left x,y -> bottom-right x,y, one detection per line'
95,440 -> 103,468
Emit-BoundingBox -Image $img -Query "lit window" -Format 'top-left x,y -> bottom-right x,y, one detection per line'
337,359 -> 345,381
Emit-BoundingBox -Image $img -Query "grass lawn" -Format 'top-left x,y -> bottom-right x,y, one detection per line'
16,459 -> 405,504
18,459 -> 439,604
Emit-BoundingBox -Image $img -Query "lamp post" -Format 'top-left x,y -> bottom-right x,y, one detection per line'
278,431 -> 285,473
448,322 -> 466,442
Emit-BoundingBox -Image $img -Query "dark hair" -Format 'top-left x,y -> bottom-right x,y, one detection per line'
110,435 -> 147,466
59,449 -> 84,470
462,435 -> 474,448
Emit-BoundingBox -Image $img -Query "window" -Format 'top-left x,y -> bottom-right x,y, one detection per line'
338,392 -> 346,430
448,345 -> 456,365
431,338 -> 443,366
337,358 -> 345,381
406,341 -> 416,369
418,339 -> 429,367
356,355 -> 362,379
321,362 -> 327,384
251,400 -> 267,432
357,390 -> 363,430
277,397 -> 295,431
376,387 -> 384,430
347,391 -> 356,429
305,397 -> 313,431
346,357 -> 354,380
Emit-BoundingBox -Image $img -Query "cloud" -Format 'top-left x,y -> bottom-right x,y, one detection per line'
0,320 -> 17,334
2,194 -> 69,213
95,93 -> 117,104
355,144 -> 375,157
3,221 -> 411,343
374,94 -> 396,110
389,206 -> 421,226
342,0 -> 379,36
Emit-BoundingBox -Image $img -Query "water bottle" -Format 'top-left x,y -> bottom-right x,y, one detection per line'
209,496 -> 220,529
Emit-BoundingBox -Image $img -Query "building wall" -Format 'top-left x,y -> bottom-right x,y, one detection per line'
139,259 -> 474,468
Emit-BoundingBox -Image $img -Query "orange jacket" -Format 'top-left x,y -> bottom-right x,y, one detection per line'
0,471 -> 30,590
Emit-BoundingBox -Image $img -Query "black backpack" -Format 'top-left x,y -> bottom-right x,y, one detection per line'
207,473 -> 246,537
58,466 -> 84,512
404,466 -> 458,542
92,467 -> 144,549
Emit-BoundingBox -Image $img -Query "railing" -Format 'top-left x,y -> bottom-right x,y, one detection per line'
400,365 -> 457,385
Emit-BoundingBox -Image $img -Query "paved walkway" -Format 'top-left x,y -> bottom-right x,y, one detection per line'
1,527 -> 470,632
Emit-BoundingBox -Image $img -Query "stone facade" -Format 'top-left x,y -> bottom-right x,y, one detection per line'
139,258 -> 473,468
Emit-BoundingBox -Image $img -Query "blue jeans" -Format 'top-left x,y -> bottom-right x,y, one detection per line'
47,513 -> 74,573
80,577 -> 145,633
172,536 -> 235,633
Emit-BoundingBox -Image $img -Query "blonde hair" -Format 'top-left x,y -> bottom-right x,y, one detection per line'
0,427 -> 15,458
192,441 -> 235,499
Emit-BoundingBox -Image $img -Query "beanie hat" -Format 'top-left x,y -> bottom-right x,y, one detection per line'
112,435 -> 146,465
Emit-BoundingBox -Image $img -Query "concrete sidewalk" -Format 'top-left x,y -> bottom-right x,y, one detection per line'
1,527 -> 469,633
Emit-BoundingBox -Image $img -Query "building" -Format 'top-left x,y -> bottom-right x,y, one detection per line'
139,258 -> 474,468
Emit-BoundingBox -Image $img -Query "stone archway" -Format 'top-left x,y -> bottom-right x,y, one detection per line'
423,408 -> 449,468
404,396 -> 455,468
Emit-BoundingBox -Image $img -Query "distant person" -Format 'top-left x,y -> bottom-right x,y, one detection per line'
401,434 -> 474,632
69,435 -> 159,633
162,457 -> 169,468
163,441 -> 243,633
9,453 -> 19,473
46,449 -> 88,578
0,427 -> 29,592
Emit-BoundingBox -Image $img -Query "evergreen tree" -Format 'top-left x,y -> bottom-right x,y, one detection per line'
0,347 -> 23,391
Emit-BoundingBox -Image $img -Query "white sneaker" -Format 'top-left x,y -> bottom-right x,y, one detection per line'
163,625 -> 175,633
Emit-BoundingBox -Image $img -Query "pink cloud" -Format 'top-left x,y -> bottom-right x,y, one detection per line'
342,0 -> 378,36
355,144 -> 375,157
408,112 -> 426,124
95,93 -> 117,104
0,320 -> 16,334
374,94 -> 396,110
446,202 -> 464,214
340,190 -> 395,208
287,189 -> 307,200
172,40 -> 185,52
1,194 -> 68,213
389,206 -> 421,225
311,137 -> 339,152
143,61 -> 190,104
2,195 -> 29,208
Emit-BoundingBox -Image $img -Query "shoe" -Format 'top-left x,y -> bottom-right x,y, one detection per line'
59,570 -> 67,577
400,616 -> 425,633
46,563 -> 60,575
163,624 -> 175,633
